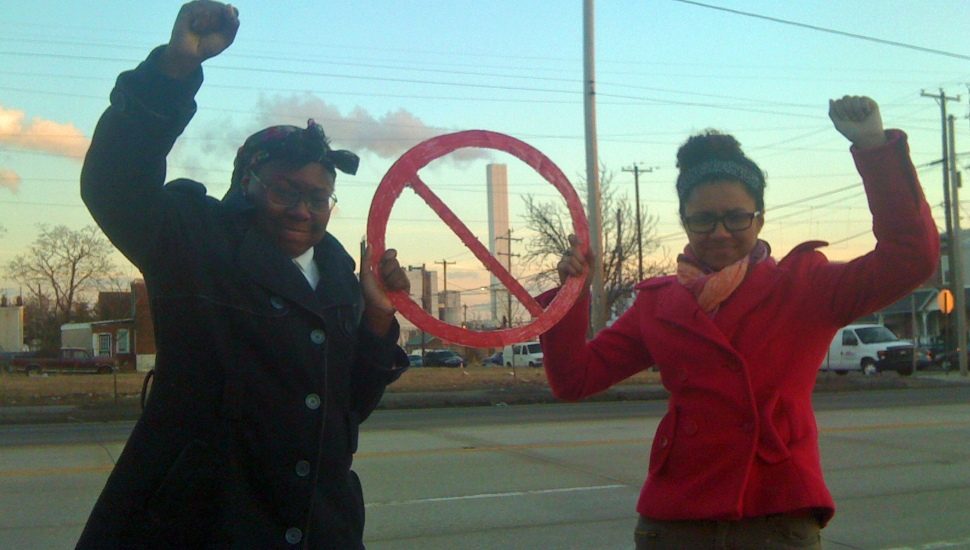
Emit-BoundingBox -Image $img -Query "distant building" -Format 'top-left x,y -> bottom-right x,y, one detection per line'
97,291 -> 132,320
438,290 -> 461,325
57,279 -> 156,372
396,266 -> 439,349
0,297 -> 25,352
487,163 -> 510,324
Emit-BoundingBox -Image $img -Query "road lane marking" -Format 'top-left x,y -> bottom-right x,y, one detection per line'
356,437 -> 648,459
0,464 -> 112,478
882,533 -> 970,549
365,484 -> 627,508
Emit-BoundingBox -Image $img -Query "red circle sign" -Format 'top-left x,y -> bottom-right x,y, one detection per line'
366,130 -> 590,348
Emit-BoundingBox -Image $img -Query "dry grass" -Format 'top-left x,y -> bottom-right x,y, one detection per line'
0,366 -> 661,406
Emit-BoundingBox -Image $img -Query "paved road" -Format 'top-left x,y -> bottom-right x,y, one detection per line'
1,385 -> 969,549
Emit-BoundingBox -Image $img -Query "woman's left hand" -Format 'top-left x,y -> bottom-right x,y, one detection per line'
829,95 -> 887,150
361,247 -> 409,335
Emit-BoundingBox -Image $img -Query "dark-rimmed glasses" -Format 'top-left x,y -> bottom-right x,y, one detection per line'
682,211 -> 761,234
249,172 -> 337,213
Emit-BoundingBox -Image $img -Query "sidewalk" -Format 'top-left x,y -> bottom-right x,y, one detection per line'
1,371 -> 968,425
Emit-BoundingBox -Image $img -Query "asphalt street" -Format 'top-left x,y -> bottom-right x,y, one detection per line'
0,376 -> 969,549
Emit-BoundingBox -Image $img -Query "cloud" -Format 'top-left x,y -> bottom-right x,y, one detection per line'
0,104 -> 89,160
0,169 -> 20,193
255,93 -> 491,163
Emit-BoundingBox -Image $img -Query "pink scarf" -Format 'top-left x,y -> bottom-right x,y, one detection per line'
676,240 -> 771,314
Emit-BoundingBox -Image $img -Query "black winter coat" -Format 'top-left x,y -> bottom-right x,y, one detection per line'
77,48 -> 407,549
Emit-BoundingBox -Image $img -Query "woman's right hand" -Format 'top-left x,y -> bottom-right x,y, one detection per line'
161,1 -> 240,79
557,234 -> 591,285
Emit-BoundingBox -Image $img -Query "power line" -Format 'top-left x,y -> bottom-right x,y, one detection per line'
672,0 -> 970,61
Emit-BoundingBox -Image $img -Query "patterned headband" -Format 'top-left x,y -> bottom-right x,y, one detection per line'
676,159 -> 764,199
230,119 -> 359,188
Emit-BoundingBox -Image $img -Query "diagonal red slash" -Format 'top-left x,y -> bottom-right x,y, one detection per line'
408,175 -> 543,317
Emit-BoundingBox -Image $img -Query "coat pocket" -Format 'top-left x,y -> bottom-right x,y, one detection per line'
757,396 -> 795,464
145,439 -> 224,537
648,407 -> 678,475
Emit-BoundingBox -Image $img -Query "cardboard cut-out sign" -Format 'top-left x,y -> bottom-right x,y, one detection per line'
367,130 -> 589,348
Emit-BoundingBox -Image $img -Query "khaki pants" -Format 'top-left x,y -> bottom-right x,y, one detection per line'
634,514 -> 822,549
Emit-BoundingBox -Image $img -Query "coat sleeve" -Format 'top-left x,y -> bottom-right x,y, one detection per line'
351,320 -> 409,421
794,130 -> 940,326
80,46 -> 203,270
538,288 -> 653,401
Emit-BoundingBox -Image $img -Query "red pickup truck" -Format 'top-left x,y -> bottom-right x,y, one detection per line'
8,348 -> 118,375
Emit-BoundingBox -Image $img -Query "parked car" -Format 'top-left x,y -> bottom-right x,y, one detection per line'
819,324 -> 909,376
926,347 -> 969,371
503,341 -> 543,368
7,347 -> 118,375
0,345 -> 36,373
874,345 -> 933,376
483,351 -> 503,366
423,350 -> 464,368
407,354 -> 423,367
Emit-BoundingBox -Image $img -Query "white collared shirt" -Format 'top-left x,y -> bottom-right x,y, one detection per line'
291,247 -> 320,290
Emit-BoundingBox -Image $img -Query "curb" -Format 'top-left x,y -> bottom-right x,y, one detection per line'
1,373 -> 968,425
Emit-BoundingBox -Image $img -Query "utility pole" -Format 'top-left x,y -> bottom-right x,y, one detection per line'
435,259 -> 456,323
583,0 -> 606,335
949,114 -> 968,377
923,89 -> 962,363
421,263 -> 428,358
434,259 -> 456,292
622,164 -> 658,281
496,229 -> 522,328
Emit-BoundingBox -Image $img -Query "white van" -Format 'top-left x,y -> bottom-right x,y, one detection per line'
820,324 -> 908,375
503,341 -> 543,368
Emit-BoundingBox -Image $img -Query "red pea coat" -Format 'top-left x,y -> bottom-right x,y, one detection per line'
539,130 -> 938,525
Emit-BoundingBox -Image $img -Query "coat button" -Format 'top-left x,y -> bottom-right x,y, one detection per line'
270,296 -> 286,310
285,527 -> 303,544
310,329 -> 326,345
657,436 -> 669,448
295,460 -> 311,478
305,393 -> 321,410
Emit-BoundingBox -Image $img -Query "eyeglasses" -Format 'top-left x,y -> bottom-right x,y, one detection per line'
249,172 -> 337,213
682,211 -> 761,234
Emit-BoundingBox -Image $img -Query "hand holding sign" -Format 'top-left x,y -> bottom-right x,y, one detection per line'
366,130 -> 589,348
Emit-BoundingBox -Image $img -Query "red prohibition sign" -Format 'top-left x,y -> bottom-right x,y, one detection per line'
367,130 -> 590,348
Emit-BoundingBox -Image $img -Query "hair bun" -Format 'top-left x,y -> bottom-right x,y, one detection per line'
676,129 -> 745,170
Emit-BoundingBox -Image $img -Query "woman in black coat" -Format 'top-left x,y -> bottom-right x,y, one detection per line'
78,2 -> 410,547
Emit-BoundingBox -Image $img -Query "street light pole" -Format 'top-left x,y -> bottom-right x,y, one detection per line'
922,89 -> 961,360
583,0 -> 606,334
948,114 -> 968,377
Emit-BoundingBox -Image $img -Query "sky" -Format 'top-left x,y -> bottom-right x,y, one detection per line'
1,0 -> 969,322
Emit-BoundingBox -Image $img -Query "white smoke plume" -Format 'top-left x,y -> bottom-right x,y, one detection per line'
0,105 -> 89,159
255,93 -> 491,162
0,168 -> 20,193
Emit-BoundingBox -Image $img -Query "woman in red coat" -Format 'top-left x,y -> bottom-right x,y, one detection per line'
540,96 -> 939,548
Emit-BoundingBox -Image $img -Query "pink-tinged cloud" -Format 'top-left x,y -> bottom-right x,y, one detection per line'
0,104 -> 89,160
256,94 -> 491,163
0,169 -> 20,193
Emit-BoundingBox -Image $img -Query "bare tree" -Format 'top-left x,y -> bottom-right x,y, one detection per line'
5,224 -> 119,350
522,165 -> 671,319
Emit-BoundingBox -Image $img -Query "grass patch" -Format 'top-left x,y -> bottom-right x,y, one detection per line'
0,366 -> 660,407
